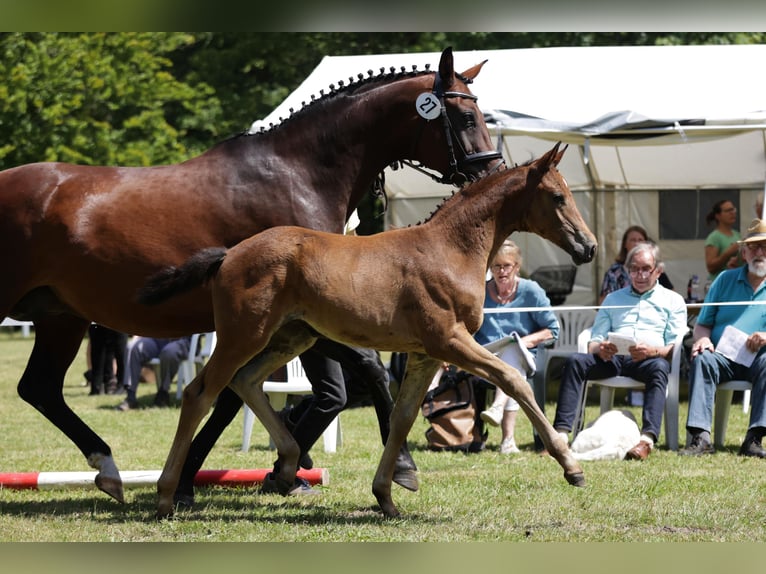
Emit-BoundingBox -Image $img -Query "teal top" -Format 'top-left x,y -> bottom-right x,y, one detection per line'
705,228 -> 742,281
698,265 -> 766,345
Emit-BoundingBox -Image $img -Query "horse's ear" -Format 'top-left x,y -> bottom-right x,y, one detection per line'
532,142 -> 567,175
439,46 -> 455,88
459,59 -> 488,82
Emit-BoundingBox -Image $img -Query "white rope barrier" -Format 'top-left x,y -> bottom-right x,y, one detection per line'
483,300 -> 766,314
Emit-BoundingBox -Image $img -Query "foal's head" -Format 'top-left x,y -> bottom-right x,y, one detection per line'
514,143 -> 597,265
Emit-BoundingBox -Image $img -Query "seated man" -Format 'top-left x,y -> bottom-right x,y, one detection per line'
116,336 -> 191,410
552,241 -> 687,460
680,219 -> 766,457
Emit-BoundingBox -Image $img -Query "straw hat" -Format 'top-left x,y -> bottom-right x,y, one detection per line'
739,219 -> 766,243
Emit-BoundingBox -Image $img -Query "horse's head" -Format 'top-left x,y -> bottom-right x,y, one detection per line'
521,143 -> 597,265
406,47 -> 504,186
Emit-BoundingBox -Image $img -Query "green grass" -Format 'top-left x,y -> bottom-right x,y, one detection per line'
0,330 -> 764,542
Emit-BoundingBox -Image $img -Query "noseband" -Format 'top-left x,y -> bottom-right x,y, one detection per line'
402,72 -> 505,186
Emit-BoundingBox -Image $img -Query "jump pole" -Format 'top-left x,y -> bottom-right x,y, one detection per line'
0,467 -> 328,491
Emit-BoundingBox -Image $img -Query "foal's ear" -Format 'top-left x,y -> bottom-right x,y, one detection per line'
540,142 -> 568,170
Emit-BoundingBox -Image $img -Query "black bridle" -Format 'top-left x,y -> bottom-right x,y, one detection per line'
402,71 -> 505,186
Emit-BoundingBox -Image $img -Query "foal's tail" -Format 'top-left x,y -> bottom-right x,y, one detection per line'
137,247 -> 228,306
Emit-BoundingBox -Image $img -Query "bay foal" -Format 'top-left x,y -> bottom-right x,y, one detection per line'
141,143 -> 597,518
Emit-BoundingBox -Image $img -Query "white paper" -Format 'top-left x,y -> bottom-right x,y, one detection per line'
715,325 -> 756,367
497,331 -> 537,377
607,332 -> 638,355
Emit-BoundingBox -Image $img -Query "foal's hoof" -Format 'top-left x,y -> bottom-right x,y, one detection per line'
565,471 -> 586,487
261,473 -> 320,496
95,473 -> 125,504
393,469 -> 419,492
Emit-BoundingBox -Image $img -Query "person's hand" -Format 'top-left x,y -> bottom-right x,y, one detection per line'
629,342 -> 656,362
746,332 -> 766,353
597,341 -> 618,361
691,337 -> 714,358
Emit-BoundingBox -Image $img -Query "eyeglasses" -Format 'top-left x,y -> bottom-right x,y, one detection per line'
747,242 -> 766,254
721,207 -> 737,213
491,263 -> 517,273
628,266 -> 656,278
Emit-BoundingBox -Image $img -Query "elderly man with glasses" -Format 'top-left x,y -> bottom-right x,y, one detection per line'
552,241 -> 687,460
680,219 -> 766,457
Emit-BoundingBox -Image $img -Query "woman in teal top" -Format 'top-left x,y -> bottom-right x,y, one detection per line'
705,199 -> 742,281
475,240 -> 559,454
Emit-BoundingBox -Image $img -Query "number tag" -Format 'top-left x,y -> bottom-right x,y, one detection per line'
415,93 -> 441,120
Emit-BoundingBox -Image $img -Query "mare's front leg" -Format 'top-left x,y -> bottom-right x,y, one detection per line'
16,315 -> 125,503
157,352 -> 243,519
372,352 -> 441,517
449,334 -> 584,488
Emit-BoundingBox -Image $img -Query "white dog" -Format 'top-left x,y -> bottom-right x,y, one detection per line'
570,409 -> 641,461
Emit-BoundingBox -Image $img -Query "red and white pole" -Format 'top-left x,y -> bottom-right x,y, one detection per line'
0,467 -> 328,490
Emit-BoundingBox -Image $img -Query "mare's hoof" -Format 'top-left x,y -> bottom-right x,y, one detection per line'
393,469 -> 419,492
565,471 -> 586,487
173,491 -> 195,510
95,473 -> 125,504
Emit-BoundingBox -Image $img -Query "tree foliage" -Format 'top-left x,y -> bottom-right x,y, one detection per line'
0,32 -> 222,168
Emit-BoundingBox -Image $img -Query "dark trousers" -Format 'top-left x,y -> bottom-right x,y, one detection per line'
89,324 -> 128,392
553,352 -> 670,440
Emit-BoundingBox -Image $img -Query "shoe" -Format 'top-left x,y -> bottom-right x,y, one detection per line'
679,434 -> 714,456
480,404 -> 503,427
500,438 -> 520,454
260,472 -> 320,496
625,440 -> 652,460
105,378 -> 120,395
116,398 -> 139,411
153,390 -> 170,408
738,436 -> 766,458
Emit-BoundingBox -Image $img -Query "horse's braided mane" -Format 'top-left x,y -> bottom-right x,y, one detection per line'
226,64 -> 434,140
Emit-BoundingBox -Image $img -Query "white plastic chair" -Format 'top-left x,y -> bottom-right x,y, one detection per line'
146,332 -> 217,399
241,356 -> 342,453
572,327 -> 686,451
712,379 -> 753,448
535,308 -> 596,387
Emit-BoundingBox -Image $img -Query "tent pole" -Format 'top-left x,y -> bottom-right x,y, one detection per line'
580,138 -> 601,305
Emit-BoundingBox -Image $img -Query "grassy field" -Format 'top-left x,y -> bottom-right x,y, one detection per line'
0,329 -> 765,546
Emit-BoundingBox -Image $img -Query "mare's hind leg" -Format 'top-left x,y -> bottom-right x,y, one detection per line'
446,332 -> 584,488
16,315 -> 125,503
313,340 -> 419,492
372,352 -> 441,517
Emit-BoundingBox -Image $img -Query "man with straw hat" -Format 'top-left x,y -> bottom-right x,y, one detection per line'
680,219 -> 766,457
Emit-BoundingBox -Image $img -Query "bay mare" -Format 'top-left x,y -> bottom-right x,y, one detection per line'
139,143 -> 598,518
0,47 -> 504,505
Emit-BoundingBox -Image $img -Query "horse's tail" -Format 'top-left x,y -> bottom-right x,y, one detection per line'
137,247 -> 228,306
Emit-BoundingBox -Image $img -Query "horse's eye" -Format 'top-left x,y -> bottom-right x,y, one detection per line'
461,112 -> 476,128
553,193 -> 566,207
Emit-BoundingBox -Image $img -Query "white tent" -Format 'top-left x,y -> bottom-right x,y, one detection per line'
257,45 -> 766,304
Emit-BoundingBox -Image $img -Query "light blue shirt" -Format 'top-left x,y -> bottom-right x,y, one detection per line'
592,283 -> 687,347
698,265 -> 766,345
475,278 -> 559,351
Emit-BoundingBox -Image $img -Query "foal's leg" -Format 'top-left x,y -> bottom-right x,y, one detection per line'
312,339 -> 419,491
16,315 -> 125,503
157,349 -> 250,519
446,333 -> 584,488
372,352 -> 441,518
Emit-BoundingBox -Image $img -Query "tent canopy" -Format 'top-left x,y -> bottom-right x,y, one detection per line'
257,45 -> 766,304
